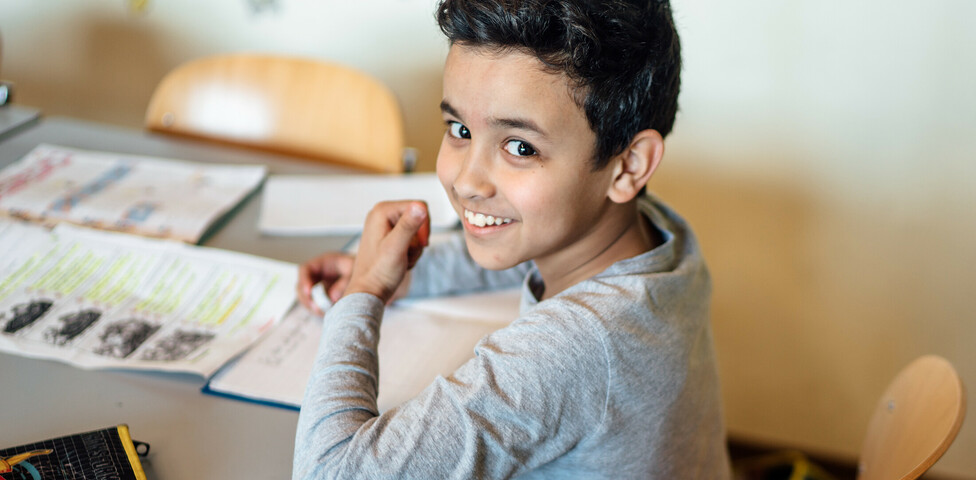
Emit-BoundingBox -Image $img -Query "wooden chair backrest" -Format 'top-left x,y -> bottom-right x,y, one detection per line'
857,355 -> 966,480
145,54 -> 405,173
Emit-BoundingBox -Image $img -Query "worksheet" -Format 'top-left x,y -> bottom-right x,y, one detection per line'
0,218 -> 297,377
259,173 -> 459,236
0,144 -> 266,243
205,288 -> 521,412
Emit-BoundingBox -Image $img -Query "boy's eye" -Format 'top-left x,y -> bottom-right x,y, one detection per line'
448,121 -> 470,139
504,140 -> 537,157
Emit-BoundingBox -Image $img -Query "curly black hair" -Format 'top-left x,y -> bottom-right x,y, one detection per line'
436,0 -> 681,169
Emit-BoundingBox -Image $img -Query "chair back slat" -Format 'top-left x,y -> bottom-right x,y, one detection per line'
858,355 -> 966,480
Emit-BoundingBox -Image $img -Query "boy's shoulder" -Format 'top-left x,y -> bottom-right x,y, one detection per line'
578,196 -> 703,282
513,195 -> 708,330
528,197 -> 707,309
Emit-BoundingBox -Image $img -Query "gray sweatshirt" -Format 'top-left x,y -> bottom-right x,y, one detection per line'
294,196 -> 730,479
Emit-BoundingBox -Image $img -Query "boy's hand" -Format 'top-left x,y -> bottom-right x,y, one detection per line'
344,201 -> 430,304
297,252 -> 355,315
297,253 -> 415,315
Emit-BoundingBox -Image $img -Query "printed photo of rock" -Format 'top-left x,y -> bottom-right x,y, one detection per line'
141,329 -> 216,361
1,299 -> 54,334
92,318 -> 160,358
43,308 -> 102,346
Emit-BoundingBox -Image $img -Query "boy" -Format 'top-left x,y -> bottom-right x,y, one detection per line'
294,0 -> 730,478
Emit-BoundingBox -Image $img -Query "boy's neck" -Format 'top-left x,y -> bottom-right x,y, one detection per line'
535,201 -> 661,301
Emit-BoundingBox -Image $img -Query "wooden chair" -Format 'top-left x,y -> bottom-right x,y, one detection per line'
145,54 -> 406,173
857,355 -> 966,480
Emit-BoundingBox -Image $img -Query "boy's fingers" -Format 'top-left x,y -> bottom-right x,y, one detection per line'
297,266 -> 315,308
306,299 -> 323,316
384,203 -> 428,249
328,277 -> 349,303
345,201 -> 428,302
298,263 -> 314,289
407,209 -> 430,268
297,290 -> 313,310
295,253 -> 354,311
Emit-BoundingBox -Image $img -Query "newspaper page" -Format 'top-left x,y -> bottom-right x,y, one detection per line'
0,144 -> 266,243
206,288 -> 521,412
0,218 -> 297,377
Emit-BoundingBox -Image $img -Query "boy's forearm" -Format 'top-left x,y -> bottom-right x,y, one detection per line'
293,293 -> 383,479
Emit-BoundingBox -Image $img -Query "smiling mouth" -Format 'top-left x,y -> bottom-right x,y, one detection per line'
464,209 -> 514,227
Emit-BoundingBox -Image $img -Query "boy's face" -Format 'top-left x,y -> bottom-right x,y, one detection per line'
436,45 -> 619,275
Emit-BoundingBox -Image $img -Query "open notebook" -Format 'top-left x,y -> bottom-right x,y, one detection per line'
0,218 -> 296,378
205,288 -> 522,412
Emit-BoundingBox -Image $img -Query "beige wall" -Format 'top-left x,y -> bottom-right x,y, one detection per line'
2,0 -> 974,476
661,1 -> 976,476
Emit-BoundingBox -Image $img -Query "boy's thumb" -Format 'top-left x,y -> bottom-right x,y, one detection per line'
388,203 -> 428,245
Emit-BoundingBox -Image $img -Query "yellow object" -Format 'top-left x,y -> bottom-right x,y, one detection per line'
0,450 -> 53,473
0,425 -> 146,479
127,0 -> 150,14
118,424 -> 148,480
732,449 -> 837,480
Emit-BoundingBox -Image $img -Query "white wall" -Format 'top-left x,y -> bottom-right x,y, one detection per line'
2,0 -> 974,476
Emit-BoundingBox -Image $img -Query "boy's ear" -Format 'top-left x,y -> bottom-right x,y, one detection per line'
607,129 -> 664,203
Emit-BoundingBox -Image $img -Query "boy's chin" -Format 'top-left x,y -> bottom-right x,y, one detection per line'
466,243 -> 521,271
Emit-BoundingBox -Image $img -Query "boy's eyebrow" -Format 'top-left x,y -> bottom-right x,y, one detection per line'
489,116 -> 548,137
440,100 -> 461,120
440,100 -> 548,137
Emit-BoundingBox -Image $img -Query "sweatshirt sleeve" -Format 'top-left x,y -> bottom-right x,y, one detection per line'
293,293 -> 608,480
405,233 -> 532,299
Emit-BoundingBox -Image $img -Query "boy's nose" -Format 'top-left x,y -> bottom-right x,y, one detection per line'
453,149 -> 494,200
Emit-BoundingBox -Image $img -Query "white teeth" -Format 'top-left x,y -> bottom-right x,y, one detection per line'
464,209 -> 512,227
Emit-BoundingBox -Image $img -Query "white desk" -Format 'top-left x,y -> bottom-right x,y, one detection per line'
0,117 -> 358,479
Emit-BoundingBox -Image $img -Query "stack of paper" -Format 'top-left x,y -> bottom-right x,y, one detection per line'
258,173 -> 459,236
